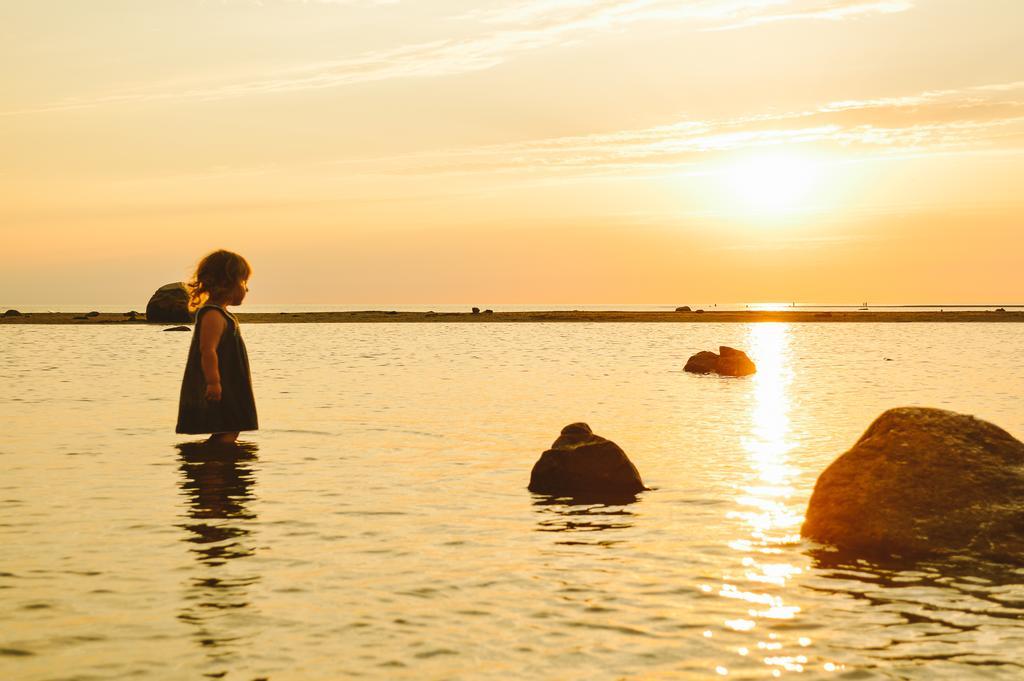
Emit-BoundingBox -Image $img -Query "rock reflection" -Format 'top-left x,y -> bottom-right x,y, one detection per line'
532,496 -> 638,547
805,549 -> 1024,670
175,441 -> 260,665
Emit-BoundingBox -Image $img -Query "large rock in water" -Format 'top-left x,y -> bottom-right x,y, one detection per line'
146,282 -> 193,323
684,346 -> 756,376
802,407 -> 1024,558
528,423 -> 646,500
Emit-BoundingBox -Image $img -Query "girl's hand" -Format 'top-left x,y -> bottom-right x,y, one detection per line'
205,382 -> 222,402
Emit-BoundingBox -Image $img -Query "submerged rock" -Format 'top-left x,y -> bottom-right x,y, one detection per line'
684,346 -> 756,376
802,407 -> 1024,559
529,423 -> 646,500
146,282 -> 193,324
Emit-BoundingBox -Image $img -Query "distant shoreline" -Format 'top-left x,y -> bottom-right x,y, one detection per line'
4,310 -> 1023,324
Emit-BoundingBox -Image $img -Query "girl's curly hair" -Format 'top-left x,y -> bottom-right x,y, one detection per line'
187,250 -> 252,309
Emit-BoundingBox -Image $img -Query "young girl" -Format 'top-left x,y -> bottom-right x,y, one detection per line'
176,250 -> 258,444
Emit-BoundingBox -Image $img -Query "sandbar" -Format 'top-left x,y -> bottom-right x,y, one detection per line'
3,310 -> 1023,324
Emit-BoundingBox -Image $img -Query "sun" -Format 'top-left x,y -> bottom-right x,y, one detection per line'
718,151 -> 822,216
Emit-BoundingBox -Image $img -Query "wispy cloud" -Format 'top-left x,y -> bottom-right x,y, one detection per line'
79,79 -> 1020,190
1,33 -> 565,116
463,0 -> 913,31
3,0 -> 915,115
706,0 -> 914,30
211,0 -> 399,6
336,80 -> 1024,176
714,233 -> 860,250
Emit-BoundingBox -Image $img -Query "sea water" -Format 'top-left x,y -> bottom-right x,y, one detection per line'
1,322 -> 1022,680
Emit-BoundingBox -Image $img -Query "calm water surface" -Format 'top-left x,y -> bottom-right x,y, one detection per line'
1,323 -> 1022,680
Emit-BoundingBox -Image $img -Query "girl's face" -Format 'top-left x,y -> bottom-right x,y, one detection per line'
229,279 -> 249,306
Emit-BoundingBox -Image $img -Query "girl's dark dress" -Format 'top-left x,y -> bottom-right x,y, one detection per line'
176,305 -> 258,434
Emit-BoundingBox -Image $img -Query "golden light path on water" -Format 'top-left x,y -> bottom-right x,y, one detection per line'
708,324 -> 843,677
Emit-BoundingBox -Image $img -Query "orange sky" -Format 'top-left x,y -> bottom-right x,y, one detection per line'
2,0 -> 1022,304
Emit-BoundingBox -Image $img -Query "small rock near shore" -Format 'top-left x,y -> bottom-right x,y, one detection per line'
4,309 -> 22,317
802,407 -> 1024,559
471,307 -> 480,314
684,346 -> 756,377
163,326 -> 191,332
675,306 -> 692,312
683,350 -> 719,373
528,423 -> 646,500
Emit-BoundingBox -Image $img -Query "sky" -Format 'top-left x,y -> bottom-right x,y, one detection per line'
1,0 -> 1022,305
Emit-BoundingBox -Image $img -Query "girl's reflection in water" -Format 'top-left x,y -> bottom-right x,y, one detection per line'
175,441 -> 260,667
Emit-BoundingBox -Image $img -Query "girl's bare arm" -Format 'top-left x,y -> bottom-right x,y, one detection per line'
199,312 -> 227,402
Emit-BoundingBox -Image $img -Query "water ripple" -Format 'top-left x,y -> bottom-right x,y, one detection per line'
0,323 -> 1022,679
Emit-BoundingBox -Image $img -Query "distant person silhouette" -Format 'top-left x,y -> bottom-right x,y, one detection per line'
176,250 -> 258,445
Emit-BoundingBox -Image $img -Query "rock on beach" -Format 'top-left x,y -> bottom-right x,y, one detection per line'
802,407 -> 1024,559
146,283 -> 193,324
528,423 -> 646,500
684,346 -> 756,376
